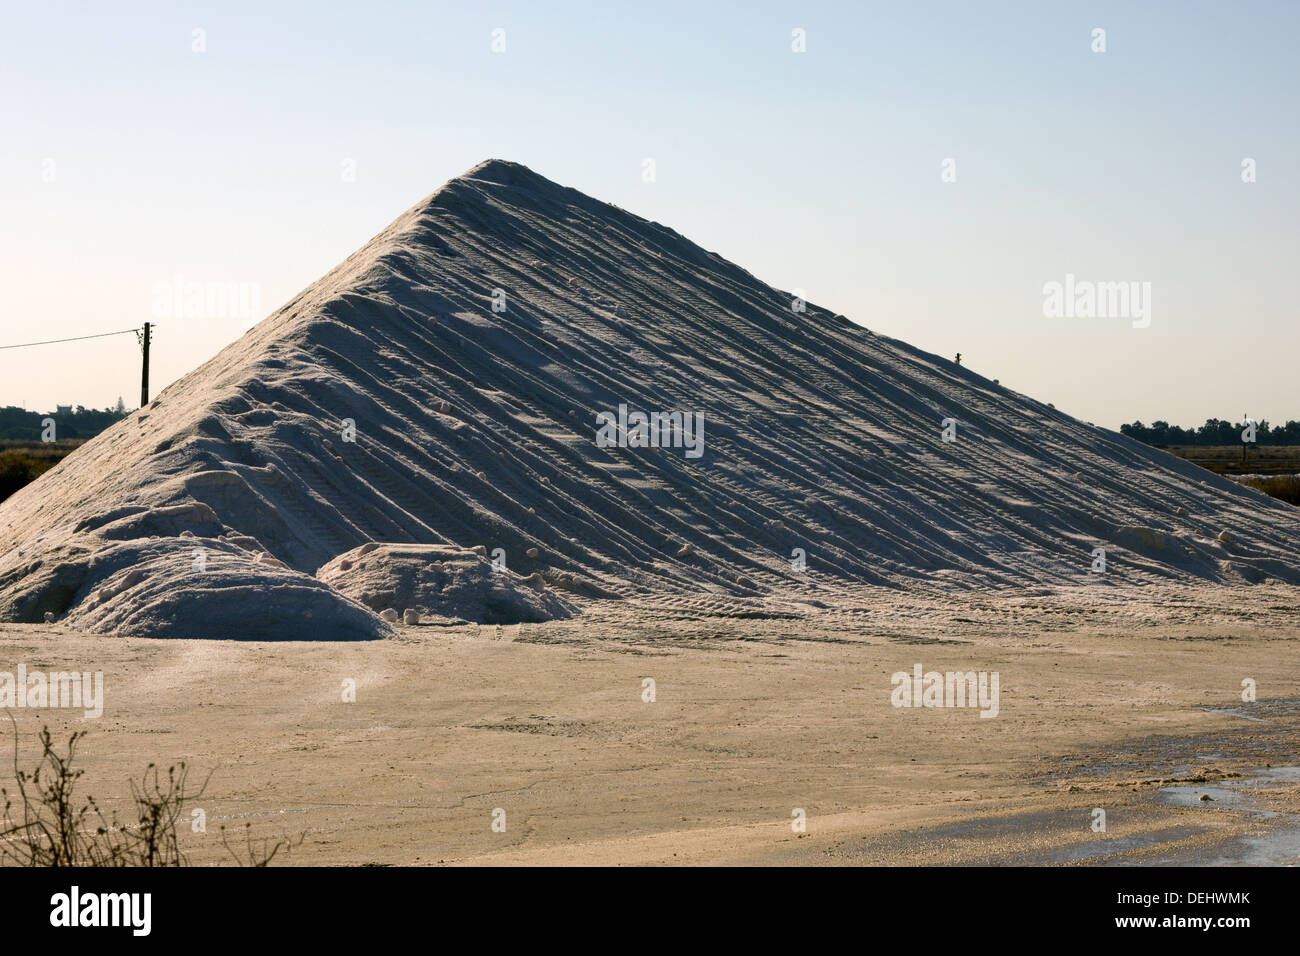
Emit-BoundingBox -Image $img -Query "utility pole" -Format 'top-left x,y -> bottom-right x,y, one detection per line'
139,322 -> 151,408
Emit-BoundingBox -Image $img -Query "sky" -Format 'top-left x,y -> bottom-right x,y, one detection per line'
1,0 -> 1295,431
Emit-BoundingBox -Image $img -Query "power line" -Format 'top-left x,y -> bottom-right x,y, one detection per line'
0,328 -> 143,351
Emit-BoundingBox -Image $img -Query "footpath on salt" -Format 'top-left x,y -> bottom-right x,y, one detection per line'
2,159 -> 1298,640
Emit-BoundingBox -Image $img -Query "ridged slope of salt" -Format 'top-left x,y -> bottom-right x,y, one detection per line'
2,159 -> 1297,638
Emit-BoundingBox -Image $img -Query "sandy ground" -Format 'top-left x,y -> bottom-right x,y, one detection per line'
2,585 -> 1298,866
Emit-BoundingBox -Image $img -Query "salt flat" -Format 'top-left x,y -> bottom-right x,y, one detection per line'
3,586 -> 1296,866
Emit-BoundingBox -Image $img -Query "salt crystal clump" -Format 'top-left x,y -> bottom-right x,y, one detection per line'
317,543 -> 574,624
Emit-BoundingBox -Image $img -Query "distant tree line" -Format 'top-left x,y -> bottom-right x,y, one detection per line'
1121,418 -> 1300,446
0,401 -> 129,441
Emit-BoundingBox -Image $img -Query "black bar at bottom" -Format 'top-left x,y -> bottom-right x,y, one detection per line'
0,865 -> 1278,942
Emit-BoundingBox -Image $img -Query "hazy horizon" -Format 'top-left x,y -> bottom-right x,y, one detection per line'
2,1 -> 1296,431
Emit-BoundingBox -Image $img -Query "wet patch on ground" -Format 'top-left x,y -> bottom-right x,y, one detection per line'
802,807 -> 1214,866
1046,712 -> 1300,783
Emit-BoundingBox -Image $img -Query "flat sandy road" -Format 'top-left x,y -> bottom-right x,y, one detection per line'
2,586 -> 1297,866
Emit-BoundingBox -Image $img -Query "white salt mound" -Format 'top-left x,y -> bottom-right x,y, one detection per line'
1,158 -> 1299,640
54,538 -> 387,640
318,543 -> 575,624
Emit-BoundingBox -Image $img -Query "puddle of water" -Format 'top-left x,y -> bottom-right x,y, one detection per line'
1186,828 -> 1300,866
1149,765 -> 1300,864
1157,765 -> 1300,816
1157,783 -> 1274,815
1135,819 -> 1300,867
1030,827 -> 1207,865
830,767 -> 1300,865
1245,765 -> 1300,784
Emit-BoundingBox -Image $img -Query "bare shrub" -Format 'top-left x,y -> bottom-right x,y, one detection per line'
0,723 -> 204,866
221,822 -> 304,867
1,722 -> 301,867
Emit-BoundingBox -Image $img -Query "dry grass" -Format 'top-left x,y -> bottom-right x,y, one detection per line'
1240,475 -> 1300,506
0,440 -> 83,502
1165,444 -> 1300,475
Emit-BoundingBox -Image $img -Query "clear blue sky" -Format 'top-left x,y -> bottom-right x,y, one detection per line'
1,0 -> 1295,430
